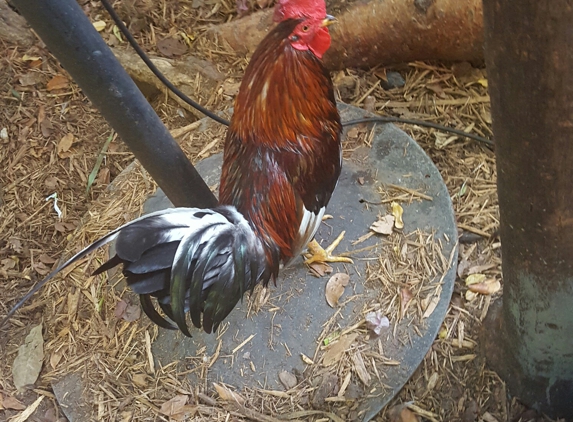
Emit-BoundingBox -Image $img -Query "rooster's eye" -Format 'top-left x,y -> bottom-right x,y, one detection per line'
302,25 -> 309,32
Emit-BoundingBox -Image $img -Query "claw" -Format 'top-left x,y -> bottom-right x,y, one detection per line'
304,231 -> 353,265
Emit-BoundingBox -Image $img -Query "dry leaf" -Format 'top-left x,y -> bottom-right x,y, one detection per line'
22,54 -> 41,61
468,279 -> 501,295
389,404 -> 421,422
38,254 -> 56,264
57,133 -> 75,157
46,74 -> 69,91
465,290 -> 478,302
370,215 -> 394,235
481,412 -> 500,422
351,351 -> 371,386
33,261 -> 50,275
278,370 -> 297,390
325,273 -> 349,307
422,296 -> 439,319
2,395 -> 26,410
92,20 -> 106,31
465,273 -> 487,286
1,257 -> 17,271
308,261 -> 333,277
365,310 -> 390,336
132,373 -> 147,388
19,72 -> 42,86
213,383 -> 245,404
159,395 -> 188,416
391,202 -> 404,230
157,38 -> 187,57
300,353 -> 314,365
322,333 -> 357,366
50,348 -> 64,369
115,299 -> 141,322
67,289 -> 81,320
12,324 -> 44,391
400,287 -> 413,318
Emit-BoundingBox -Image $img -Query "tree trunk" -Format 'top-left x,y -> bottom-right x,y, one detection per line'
482,0 -> 573,418
0,0 -> 35,47
208,0 -> 484,70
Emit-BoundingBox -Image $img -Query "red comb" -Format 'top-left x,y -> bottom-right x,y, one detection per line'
273,0 -> 326,22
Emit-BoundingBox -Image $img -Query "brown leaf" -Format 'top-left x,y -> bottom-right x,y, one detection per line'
278,370 -> 297,390
50,347 -> 65,369
44,176 -> 59,189
33,261 -> 50,275
54,222 -> 68,233
400,287 -> 413,318
123,303 -> 141,322
39,253 -> 56,264
46,74 -> 69,91
157,38 -> 187,57
213,383 -> 245,404
2,395 -> 26,410
389,404 -> 421,422
159,395 -> 188,416
468,279 -> 501,295
114,300 -> 128,319
96,167 -> 110,186
370,215 -> 394,235
1,257 -> 17,271
426,83 -> 446,98
322,333 -> 357,366
325,273 -> 349,307
57,133 -> 75,157
307,261 -> 333,277
19,72 -> 42,86
132,373 -> 147,388
40,119 -> 54,137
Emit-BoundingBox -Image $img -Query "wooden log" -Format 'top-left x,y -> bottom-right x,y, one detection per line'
208,0 -> 484,70
0,0 -> 35,47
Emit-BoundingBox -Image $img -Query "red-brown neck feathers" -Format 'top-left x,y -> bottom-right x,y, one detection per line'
228,19 -> 338,149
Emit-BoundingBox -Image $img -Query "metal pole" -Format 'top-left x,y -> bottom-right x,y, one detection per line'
482,0 -> 573,418
11,0 -> 218,209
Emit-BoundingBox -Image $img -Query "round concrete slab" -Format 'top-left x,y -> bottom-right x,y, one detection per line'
144,103 -> 457,421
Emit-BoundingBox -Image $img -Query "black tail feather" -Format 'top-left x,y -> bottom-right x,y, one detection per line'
0,206 -> 276,337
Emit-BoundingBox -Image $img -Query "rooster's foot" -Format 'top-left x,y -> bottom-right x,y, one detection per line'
304,231 -> 353,265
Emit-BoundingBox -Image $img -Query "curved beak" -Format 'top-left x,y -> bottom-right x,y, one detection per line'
321,15 -> 337,27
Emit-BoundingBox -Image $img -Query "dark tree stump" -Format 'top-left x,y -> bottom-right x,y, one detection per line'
482,0 -> 573,418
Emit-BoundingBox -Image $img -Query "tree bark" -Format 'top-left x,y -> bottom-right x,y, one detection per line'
0,0 -> 35,47
208,0 -> 484,70
482,0 -> 573,418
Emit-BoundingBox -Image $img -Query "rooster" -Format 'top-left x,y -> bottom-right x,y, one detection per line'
1,0 -> 351,337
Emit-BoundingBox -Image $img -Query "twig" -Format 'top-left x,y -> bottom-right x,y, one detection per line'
385,183 -> 433,201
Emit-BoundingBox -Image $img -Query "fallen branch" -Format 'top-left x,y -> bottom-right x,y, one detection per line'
208,0 -> 483,70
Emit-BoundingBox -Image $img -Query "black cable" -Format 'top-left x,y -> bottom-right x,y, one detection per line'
99,0 -> 231,126
100,0 -> 493,147
342,117 -> 494,148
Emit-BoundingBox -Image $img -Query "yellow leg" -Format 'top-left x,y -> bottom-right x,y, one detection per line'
304,231 -> 354,265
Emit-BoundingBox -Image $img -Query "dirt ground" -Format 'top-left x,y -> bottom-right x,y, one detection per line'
0,0 -> 558,421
